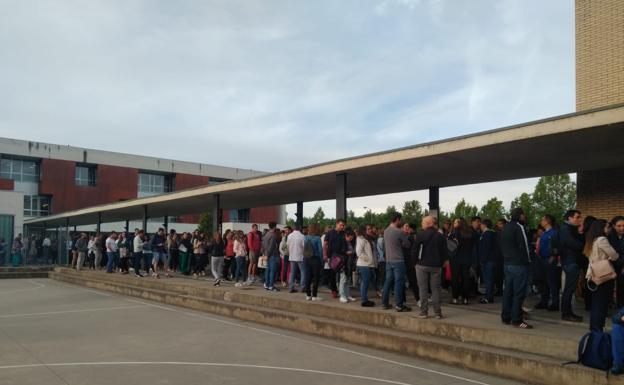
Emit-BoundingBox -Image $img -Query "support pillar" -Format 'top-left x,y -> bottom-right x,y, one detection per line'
428,186 -> 440,223
96,212 -> 101,233
295,201 -> 303,229
336,173 -> 347,220
142,205 -> 148,232
125,220 -> 130,234
212,194 -> 222,235
163,216 -> 168,231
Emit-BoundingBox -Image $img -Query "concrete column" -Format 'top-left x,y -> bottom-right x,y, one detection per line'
336,173 -> 347,220
428,186 -> 440,223
142,205 -> 148,232
96,212 -> 101,233
125,220 -> 130,234
295,201 -> 303,229
163,216 -> 168,231
212,194 -> 222,235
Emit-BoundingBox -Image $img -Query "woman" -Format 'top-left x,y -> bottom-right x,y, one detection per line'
304,223 -> 323,301
167,230 -> 179,272
581,216 -> 597,311
178,232 -> 192,276
223,231 -> 235,281
117,232 -> 130,274
339,230 -> 356,304
192,233 -> 206,278
210,231 -> 225,286
233,231 -> 248,287
449,218 -> 478,305
584,219 -> 619,331
356,225 -> 377,307
87,235 -> 96,269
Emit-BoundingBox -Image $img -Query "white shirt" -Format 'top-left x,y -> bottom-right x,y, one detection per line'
287,230 -> 305,262
133,236 -> 144,253
43,238 -> 51,247
105,237 -> 118,252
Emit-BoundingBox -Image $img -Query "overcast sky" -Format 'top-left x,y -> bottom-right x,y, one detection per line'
0,0 -> 575,219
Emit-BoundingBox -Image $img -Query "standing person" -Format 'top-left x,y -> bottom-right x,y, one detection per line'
75,233 -> 88,271
210,231 -> 225,285
105,231 -> 118,273
376,229 -> 385,297
609,216 -> 624,308
478,219 -> 498,304
233,232 -> 248,287
11,234 -> 24,267
261,222 -> 280,291
412,216 -> 448,318
287,225 -> 306,293
178,232 -> 192,276
223,231 -> 235,281
70,234 -> 78,268
117,232 -> 130,274
584,219 -> 619,331
494,219 -> 507,296
402,223 -> 419,303
449,218 -> 478,305
280,227 -> 292,287
356,225 -> 378,307
324,219 -> 349,302
87,235 -> 95,269
536,214 -> 561,311
42,236 -> 51,264
304,223 -> 323,301
167,229 -> 179,273
0,238 -> 6,266
93,233 -> 103,270
381,213 -> 412,312
559,209 -> 585,322
192,232 -> 207,278
501,208 -> 533,329
151,228 -> 168,278
133,230 -> 145,277
143,232 -> 153,275
246,224 -> 262,284
321,225 -> 337,296
28,236 -> 38,264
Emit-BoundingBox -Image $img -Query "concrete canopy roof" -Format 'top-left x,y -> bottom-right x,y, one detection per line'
25,103 -> 624,228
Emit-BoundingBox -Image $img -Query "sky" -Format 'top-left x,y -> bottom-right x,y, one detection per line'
0,0 -> 575,219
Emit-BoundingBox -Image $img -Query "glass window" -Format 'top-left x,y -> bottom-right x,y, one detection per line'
75,166 -> 96,186
24,195 -> 51,217
138,173 -> 172,195
0,158 -> 39,182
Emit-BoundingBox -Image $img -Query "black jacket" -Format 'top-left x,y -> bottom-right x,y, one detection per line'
450,229 -> 478,265
558,221 -> 584,266
411,228 -> 447,268
501,220 -> 530,266
478,229 -> 499,264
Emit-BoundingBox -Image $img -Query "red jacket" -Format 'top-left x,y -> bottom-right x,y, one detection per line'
247,231 -> 261,254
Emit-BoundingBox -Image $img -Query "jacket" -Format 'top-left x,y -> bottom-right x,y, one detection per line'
356,235 -> 377,268
233,239 -> 247,257
261,230 -> 279,257
501,220 -> 530,266
478,229 -> 498,264
450,229 -> 478,265
411,227 -> 447,268
558,221 -> 584,266
247,232 -> 261,254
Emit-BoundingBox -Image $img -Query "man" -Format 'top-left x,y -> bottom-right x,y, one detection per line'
11,233 -> 23,267
402,223 -> 419,303
493,219 -> 507,296
75,233 -> 88,271
93,233 -> 103,270
133,229 -> 145,277
412,216 -> 447,319
501,208 -> 533,329
151,227 -> 168,278
247,224 -> 262,284
558,209 -> 584,322
42,236 -> 51,264
382,213 -> 412,312
478,219 -> 498,304
323,219 -> 348,299
287,225 -> 306,293
609,216 -> 624,307
105,231 -> 118,273
536,214 -> 561,311
471,216 -> 482,233
280,226 -> 291,287
470,216 -> 483,297
261,222 -> 280,291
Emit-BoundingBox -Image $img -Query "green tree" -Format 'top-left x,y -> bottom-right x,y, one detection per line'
452,199 -> 478,221
532,174 -> 576,222
311,206 -> 326,224
402,200 -> 424,225
197,212 -> 213,235
479,197 -> 507,222
510,192 -> 538,228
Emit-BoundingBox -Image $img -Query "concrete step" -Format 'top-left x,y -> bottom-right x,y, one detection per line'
50,269 -> 624,385
0,266 -> 53,279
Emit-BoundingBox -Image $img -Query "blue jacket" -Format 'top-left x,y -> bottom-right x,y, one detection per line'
304,235 -> 323,262
558,221 -> 583,266
538,228 -> 557,259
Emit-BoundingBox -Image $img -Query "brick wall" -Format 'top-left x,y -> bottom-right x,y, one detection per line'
576,0 -> 624,111
577,168 -> 624,220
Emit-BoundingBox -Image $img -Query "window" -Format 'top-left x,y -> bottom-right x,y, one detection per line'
0,158 -> 40,182
138,173 -> 173,196
75,165 -> 96,186
228,208 -> 250,223
24,195 -> 51,217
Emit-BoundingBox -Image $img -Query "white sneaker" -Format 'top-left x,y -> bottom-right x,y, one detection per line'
339,297 -> 348,303
235,282 -> 243,287
312,297 -> 323,301
417,300 -> 422,308
305,296 -> 312,301
347,296 -> 356,302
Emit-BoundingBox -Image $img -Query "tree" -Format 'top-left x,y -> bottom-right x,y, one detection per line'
197,212 -> 212,235
402,200 -> 424,226
510,192 -> 538,229
479,197 -> 507,222
452,198 -> 478,221
311,207 -> 326,224
532,174 -> 576,223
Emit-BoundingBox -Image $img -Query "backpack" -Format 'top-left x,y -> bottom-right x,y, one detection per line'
303,238 -> 314,258
575,331 -> 613,371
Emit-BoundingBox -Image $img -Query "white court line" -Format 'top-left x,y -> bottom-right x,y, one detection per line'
0,361 -> 414,385
0,280 -> 45,294
0,305 -> 147,319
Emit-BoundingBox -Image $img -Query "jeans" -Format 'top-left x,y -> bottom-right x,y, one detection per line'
547,260 -> 562,308
281,255 -> 290,283
562,263 -> 580,315
106,251 -> 115,273
415,265 -> 442,316
235,256 -> 247,282
304,257 -> 322,297
339,272 -> 350,299
144,253 -> 152,273
357,266 -> 375,303
613,323 -> 624,369
76,252 -> 86,271
94,249 -> 102,269
211,256 -> 224,279
264,255 -> 280,288
501,264 -> 529,324
289,260 -> 305,290
133,251 -> 144,275
382,261 -> 406,307
481,261 -> 494,302
590,279 -> 615,331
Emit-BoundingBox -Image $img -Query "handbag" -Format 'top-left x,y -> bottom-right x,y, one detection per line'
258,255 -> 268,269
330,254 -> 345,272
587,259 -> 617,291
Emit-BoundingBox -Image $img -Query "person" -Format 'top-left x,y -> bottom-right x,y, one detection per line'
287,225 -> 306,293
501,208 -> 533,329
87,235 -> 95,269
412,216 -> 448,318
233,231 -> 248,287
193,232 -> 207,278
11,234 -> 23,267
93,233 -> 103,270
143,232 -> 153,275
478,219 -> 498,304
584,219 -> 619,331
28,235 -> 38,263
247,224 -> 261,284
559,209 -> 585,322
261,222 -> 280,291
280,226 -> 291,287
341,230 -> 357,303
376,229 -> 385,296
304,223 -> 323,301
70,234 -> 78,268
167,229 -> 179,272
117,232 -> 130,274
210,231 -> 225,286
356,224 -> 377,307
105,231 -> 118,273
402,223 -> 419,303
75,233 -> 88,271
151,228 -> 168,278
42,236 -> 51,264
611,308 -> 624,375
178,232 -> 192,276
382,213 -> 412,312
449,218 -> 478,305
609,216 -> 624,308
0,237 -> 5,266
133,230 -> 145,277
535,214 -> 561,311
223,231 -> 235,281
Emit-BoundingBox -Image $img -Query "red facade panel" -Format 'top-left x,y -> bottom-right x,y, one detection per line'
250,206 -> 280,224
0,178 -> 14,191
176,174 -> 210,224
